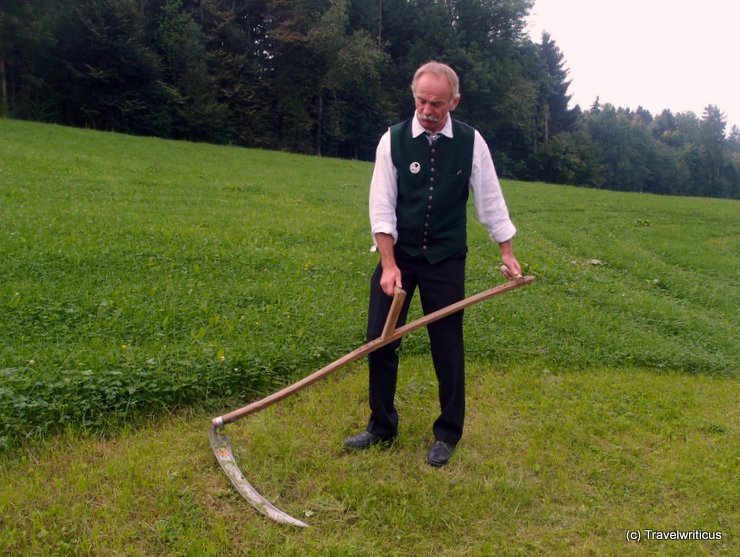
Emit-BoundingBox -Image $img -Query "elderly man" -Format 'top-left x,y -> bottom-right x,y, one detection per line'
344,61 -> 521,467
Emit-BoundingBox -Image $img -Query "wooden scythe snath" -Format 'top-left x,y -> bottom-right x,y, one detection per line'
209,274 -> 535,527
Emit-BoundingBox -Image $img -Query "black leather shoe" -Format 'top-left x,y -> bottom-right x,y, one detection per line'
426,441 -> 455,467
343,430 -> 395,449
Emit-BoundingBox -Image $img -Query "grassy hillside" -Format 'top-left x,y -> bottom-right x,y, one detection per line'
1,120 -> 738,555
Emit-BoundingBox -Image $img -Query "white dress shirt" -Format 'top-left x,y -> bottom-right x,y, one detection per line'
369,114 -> 517,248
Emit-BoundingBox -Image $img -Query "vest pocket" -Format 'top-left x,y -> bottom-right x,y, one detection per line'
445,172 -> 470,188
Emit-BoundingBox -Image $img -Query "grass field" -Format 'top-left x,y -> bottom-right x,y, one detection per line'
1,119 -> 738,555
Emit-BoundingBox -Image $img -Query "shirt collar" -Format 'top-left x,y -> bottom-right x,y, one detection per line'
412,113 -> 454,139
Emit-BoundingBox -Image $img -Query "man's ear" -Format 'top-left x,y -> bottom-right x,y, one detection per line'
450,96 -> 461,111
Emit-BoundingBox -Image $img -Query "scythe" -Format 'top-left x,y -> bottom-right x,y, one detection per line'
209,273 -> 534,527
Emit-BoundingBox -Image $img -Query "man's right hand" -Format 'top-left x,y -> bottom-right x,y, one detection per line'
380,265 -> 403,297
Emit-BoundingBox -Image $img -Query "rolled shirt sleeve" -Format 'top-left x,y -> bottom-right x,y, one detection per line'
368,129 -> 399,243
470,130 -> 516,244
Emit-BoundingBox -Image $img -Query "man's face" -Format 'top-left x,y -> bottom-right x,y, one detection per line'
413,72 -> 460,133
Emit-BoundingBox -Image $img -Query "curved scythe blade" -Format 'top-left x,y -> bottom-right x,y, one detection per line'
209,424 -> 309,527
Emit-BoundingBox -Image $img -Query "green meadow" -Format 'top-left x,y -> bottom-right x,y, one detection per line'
1,119 -> 738,555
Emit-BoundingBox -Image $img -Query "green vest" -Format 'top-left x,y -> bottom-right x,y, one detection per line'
391,118 -> 475,264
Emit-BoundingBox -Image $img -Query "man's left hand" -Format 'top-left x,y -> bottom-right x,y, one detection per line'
498,240 -> 522,279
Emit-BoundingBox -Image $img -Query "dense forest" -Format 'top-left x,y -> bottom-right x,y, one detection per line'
2,0 -> 739,198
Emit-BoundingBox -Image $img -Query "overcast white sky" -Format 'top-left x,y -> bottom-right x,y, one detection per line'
526,0 -> 739,133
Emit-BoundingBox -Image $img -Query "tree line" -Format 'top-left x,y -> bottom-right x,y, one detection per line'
2,0 -> 738,198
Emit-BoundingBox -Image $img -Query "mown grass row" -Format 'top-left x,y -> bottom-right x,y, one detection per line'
1,362 -> 736,556
1,119 -> 738,450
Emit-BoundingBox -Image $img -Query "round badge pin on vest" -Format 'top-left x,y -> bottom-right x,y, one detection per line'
409,162 -> 421,174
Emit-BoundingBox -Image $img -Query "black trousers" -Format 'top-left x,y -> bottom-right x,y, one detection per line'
366,248 -> 466,445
